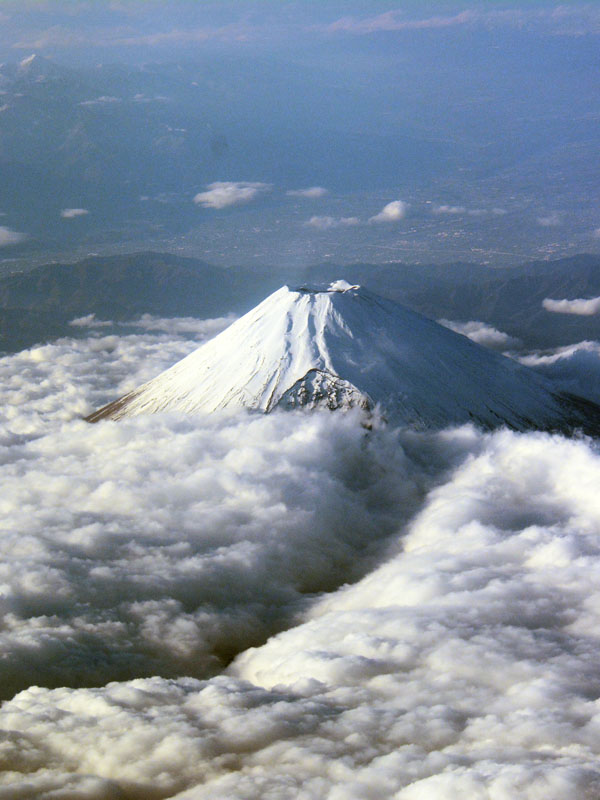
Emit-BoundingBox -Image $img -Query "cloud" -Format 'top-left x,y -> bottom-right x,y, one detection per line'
519,340 -> 600,404
69,313 -> 112,328
68,313 -> 237,336
4,302 -> 600,796
0,225 -> 26,246
60,207 -> 89,218
438,319 -> 519,350
0,321 -> 432,698
326,10 -> 476,35
538,212 -> 561,227
304,215 -> 359,230
287,186 -> 328,199
3,425 -> 600,797
543,296 -> 600,315
369,200 -> 409,223
324,7 -> 600,37
78,95 -> 122,106
434,204 -> 466,215
193,181 -> 271,210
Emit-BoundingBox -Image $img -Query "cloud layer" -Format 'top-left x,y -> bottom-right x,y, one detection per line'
3,426 -> 600,798
193,182 -> 271,209
0,321 -> 437,698
1,318 -> 600,796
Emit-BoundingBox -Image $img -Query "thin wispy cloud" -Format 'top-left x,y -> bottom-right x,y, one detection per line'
438,319 -> 519,350
324,6 -> 600,37
434,204 -> 466,215
79,95 -> 122,106
305,215 -> 359,230
326,9 -> 475,35
61,208 -> 89,218
538,212 -> 561,227
287,187 -> 328,199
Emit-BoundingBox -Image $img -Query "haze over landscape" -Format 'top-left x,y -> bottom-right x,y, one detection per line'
2,2 -> 600,798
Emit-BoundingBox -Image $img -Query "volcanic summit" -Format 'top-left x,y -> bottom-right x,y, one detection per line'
85,280 -> 600,434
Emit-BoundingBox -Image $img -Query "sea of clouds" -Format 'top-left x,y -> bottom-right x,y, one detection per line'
1,318 -> 600,797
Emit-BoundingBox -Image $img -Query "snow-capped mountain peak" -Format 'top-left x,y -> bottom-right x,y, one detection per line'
86,282 -> 600,434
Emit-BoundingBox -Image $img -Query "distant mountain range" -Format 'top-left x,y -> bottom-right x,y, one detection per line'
2,252 -> 600,354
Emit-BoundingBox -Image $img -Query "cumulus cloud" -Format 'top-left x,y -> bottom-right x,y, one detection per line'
304,215 -> 359,230
193,181 -> 271,209
287,186 -> 328,198
369,200 -> 409,223
3,426 -> 600,798
543,296 -> 600,315
60,207 -> 89,218
0,225 -> 26,246
438,319 -> 519,350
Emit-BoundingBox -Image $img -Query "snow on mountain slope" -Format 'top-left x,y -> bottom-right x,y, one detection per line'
86,280 -> 600,433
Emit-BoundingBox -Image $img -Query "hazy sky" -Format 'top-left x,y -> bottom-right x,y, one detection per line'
1,1 -> 599,61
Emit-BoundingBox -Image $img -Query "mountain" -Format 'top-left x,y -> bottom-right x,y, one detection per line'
0,253 -> 269,352
302,254 -> 600,350
85,280 -> 600,434
4,252 -> 600,355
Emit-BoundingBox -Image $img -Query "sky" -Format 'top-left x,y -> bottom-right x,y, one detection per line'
1,1 -> 600,57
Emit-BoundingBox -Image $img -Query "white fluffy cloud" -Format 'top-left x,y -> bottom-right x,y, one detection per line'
543,296 -> 600,315
438,319 -> 520,350
61,207 -> 89,218
287,186 -> 328,198
0,225 -> 26,246
3,425 -> 600,798
369,200 -> 409,223
305,215 -> 359,230
193,181 -> 271,209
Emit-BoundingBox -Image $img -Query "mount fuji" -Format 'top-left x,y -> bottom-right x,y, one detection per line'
86,280 -> 600,434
